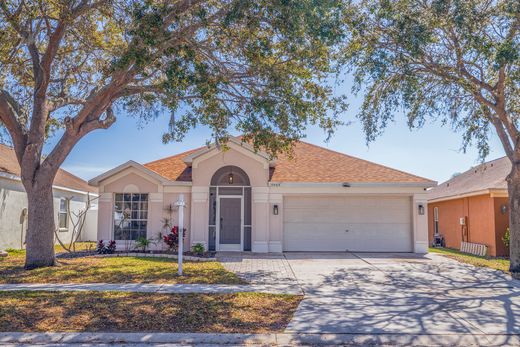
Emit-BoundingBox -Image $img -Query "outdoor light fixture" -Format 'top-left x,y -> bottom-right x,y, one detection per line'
273,204 -> 279,215
501,204 -> 508,215
228,172 -> 234,184
418,204 -> 425,215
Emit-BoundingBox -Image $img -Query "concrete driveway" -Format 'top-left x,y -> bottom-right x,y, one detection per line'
284,252 -> 520,346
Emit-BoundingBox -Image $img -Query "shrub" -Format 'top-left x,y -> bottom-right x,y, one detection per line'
97,240 -> 116,254
503,228 -> 510,248
162,226 -> 186,251
135,237 -> 152,252
192,243 -> 205,255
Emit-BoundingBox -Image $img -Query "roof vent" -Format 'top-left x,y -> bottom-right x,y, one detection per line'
342,182 -> 351,187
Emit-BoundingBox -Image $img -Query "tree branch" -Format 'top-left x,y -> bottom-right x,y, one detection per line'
0,90 -> 26,161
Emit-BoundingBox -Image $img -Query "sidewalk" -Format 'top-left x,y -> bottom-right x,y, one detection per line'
0,331 -> 517,346
0,283 -> 303,295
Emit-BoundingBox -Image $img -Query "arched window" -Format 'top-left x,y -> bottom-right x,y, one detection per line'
210,165 -> 251,186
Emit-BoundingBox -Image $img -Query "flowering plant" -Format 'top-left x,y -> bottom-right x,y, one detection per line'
97,240 -> 116,254
162,226 -> 186,251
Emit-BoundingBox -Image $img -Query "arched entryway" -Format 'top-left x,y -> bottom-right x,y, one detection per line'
208,166 -> 252,251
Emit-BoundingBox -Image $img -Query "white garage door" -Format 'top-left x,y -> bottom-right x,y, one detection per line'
283,196 -> 413,252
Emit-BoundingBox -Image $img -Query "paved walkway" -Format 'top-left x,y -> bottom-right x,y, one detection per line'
1,331 -> 517,346
0,282 -> 302,295
216,252 -> 298,285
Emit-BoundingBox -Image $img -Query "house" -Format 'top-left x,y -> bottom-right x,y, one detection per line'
427,157 -> 510,257
89,138 -> 436,253
0,144 -> 98,250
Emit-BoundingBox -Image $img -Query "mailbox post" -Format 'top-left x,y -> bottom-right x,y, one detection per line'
175,194 -> 186,276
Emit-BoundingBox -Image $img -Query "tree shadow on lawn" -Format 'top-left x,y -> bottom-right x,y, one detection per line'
0,291 -> 301,333
0,256 -> 244,284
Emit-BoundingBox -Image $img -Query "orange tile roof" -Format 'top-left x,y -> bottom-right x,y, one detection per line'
143,141 -> 434,184
0,144 -> 96,193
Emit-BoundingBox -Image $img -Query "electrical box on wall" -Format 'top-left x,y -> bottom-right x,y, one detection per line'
459,217 -> 466,225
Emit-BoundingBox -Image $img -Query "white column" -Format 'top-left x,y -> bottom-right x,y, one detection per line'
252,187 -> 269,253
413,194 -> 429,253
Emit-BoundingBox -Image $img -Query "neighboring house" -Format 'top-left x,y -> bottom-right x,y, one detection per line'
89,138 -> 435,253
0,144 -> 98,250
427,157 -> 510,257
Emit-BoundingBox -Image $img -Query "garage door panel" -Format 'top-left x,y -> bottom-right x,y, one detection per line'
283,196 -> 412,252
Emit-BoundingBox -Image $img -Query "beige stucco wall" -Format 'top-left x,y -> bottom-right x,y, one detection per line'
97,168 -> 192,251
93,145 -> 428,254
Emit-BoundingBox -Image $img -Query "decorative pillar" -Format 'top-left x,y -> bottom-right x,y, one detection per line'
97,193 -> 113,240
268,193 -> 283,252
413,194 -> 429,253
148,192 -> 163,243
252,187 -> 269,252
190,186 -> 209,250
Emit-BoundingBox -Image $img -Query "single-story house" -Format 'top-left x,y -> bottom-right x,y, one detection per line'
89,138 -> 435,253
0,144 -> 98,250
427,157 -> 510,257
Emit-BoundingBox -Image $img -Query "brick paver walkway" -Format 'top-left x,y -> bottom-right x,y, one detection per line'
216,252 -> 299,285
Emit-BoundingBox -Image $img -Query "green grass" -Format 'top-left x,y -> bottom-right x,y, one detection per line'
0,291 -> 302,333
429,247 -> 510,273
0,249 -> 244,284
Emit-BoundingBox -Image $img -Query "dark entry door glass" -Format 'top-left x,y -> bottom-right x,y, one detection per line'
219,198 -> 241,245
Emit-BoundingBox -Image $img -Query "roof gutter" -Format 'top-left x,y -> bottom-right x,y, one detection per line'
269,181 -> 436,188
428,188 -> 508,203
0,171 -> 96,196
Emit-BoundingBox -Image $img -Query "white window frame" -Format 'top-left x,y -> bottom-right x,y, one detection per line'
433,207 -> 439,235
58,198 -> 69,230
113,193 -> 149,241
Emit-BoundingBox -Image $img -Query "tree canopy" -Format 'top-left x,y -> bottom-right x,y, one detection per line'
0,0 -> 346,170
342,0 -> 520,160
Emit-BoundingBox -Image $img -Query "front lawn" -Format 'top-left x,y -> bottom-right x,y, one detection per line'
0,291 -> 302,333
429,247 -> 510,273
0,250 -> 244,284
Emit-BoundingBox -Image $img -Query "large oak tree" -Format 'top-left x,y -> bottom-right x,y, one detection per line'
0,0 -> 345,268
341,0 -> 520,277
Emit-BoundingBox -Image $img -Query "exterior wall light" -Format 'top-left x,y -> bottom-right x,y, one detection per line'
418,204 -> 425,215
273,204 -> 279,215
228,172 -> 233,184
501,204 -> 508,215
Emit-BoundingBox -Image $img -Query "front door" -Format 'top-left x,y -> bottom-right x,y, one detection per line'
218,197 -> 242,251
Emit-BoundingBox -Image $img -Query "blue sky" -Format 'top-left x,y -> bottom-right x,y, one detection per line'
44,82 -> 506,184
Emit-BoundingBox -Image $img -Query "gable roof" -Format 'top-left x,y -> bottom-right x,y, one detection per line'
427,156 -> 510,202
143,140 -> 435,185
0,144 -> 96,193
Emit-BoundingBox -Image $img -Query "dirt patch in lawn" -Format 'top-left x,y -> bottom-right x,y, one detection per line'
0,253 -> 244,284
0,291 -> 302,333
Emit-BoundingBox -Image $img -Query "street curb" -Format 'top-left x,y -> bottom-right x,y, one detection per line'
0,332 -> 519,346
0,283 -> 303,295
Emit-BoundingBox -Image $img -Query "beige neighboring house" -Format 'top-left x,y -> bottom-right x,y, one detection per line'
0,144 -> 98,250
89,138 -> 436,253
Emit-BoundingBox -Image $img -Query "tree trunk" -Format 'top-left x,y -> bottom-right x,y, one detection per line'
508,162 -> 520,279
24,180 -> 56,269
